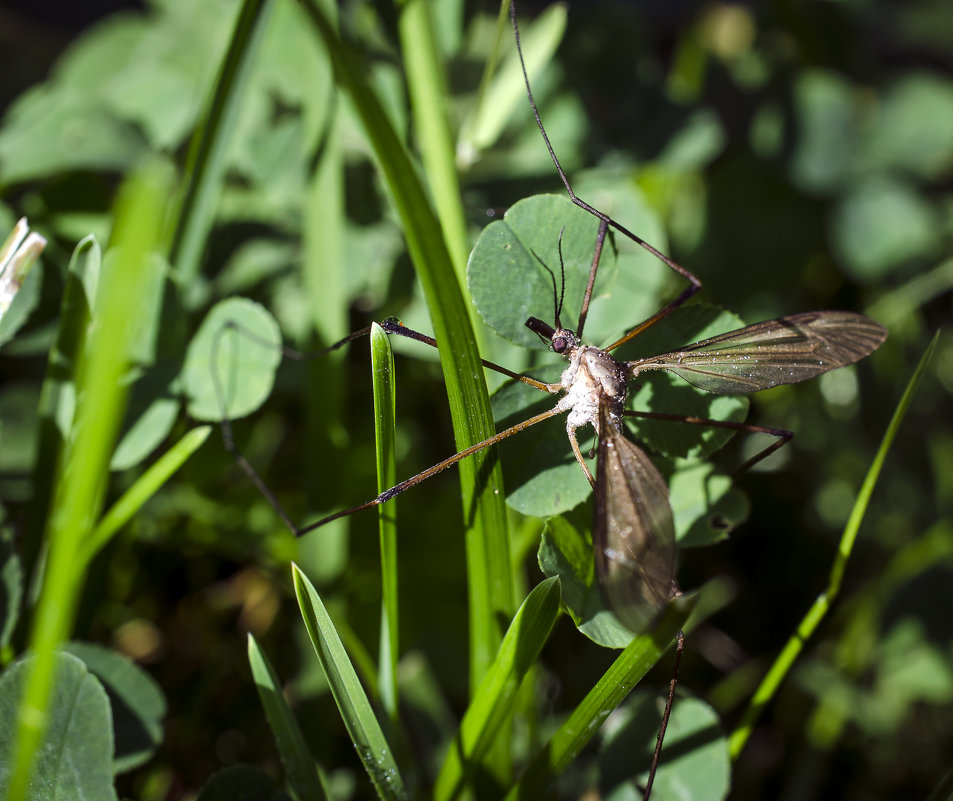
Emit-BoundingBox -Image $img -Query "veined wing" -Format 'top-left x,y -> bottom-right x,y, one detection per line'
594,405 -> 677,633
627,311 -> 887,394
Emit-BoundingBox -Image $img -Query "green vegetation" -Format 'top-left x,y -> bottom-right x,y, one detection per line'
0,1 -> 948,799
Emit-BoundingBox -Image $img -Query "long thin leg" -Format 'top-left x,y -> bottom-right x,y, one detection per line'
575,219 -> 607,340
623,410 -> 794,474
296,406 -> 563,535
510,1 -> 701,335
218,316 -> 558,393
212,316 -> 566,537
642,630 -> 685,801
567,424 -> 595,486
378,319 -> 558,393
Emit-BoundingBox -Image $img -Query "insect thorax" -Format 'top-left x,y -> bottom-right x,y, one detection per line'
557,345 -> 628,434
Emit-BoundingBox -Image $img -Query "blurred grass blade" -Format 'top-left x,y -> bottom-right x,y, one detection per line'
435,576 -> 561,801
455,0 -> 510,169
292,563 -> 407,800
503,598 -> 693,801
729,332 -> 938,760
169,0 -> 274,291
9,162 -> 173,801
78,426 -> 212,564
371,323 -> 399,723
924,765 -> 953,801
397,0 -> 471,285
867,256 -> 953,329
299,0 -> 512,694
247,634 -> 330,801
457,2 -> 567,165
22,235 -> 102,598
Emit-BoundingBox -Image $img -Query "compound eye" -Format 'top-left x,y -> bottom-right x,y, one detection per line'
552,336 -> 568,354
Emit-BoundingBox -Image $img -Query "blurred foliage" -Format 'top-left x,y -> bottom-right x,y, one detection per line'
0,0 -> 950,799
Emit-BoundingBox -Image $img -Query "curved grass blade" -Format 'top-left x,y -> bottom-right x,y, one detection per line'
728,332 -> 937,760
434,576 -> 561,801
22,235 -> 101,600
247,634 -> 330,801
292,563 -> 407,800
78,426 -> 212,564
397,0 -> 470,283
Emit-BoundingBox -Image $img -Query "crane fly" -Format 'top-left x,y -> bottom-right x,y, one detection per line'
522,306 -> 886,631
197,2 -> 888,795
202,0 -> 889,631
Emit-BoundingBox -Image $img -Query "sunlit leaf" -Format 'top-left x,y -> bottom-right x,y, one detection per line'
182,298 -> 282,422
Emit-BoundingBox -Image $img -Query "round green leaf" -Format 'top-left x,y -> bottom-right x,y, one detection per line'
468,194 -> 617,349
0,652 -> 118,800
865,72 -> 953,179
63,641 -> 166,774
788,70 -> 860,195
670,462 -> 750,547
182,298 -> 282,422
831,175 -> 940,281
537,514 -> 633,649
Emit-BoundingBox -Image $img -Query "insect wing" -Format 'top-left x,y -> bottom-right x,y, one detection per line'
628,310 -> 886,394
594,406 -> 677,632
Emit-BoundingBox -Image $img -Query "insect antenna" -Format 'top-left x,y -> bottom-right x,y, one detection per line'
527,242 -> 563,332
555,226 -> 568,327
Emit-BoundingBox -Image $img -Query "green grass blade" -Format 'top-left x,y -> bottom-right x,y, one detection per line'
503,598 -> 694,801
396,0 -> 470,285
434,576 -> 561,801
20,235 -> 102,602
299,0 -> 512,691
78,426 -> 212,564
728,332 -> 938,760
292,563 -> 407,800
8,162 -> 172,801
169,0 -> 274,289
371,323 -> 399,723
457,3 -> 567,163
247,634 -> 330,801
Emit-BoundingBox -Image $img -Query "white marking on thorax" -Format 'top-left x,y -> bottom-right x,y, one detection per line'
554,346 -> 628,434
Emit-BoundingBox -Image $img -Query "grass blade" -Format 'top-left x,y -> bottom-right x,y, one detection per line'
79,426 -> 212,564
169,0 -> 275,288
504,598 -> 693,801
247,634 -> 330,801
457,3 -> 567,163
21,236 -> 101,600
299,0 -> 513,692
292,563 -> 407,800
434,576 -> 561,801
8,163 -> 172,801
397,0 -> 470,284
728,332 -> 939,759
371,323 -> 399,723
